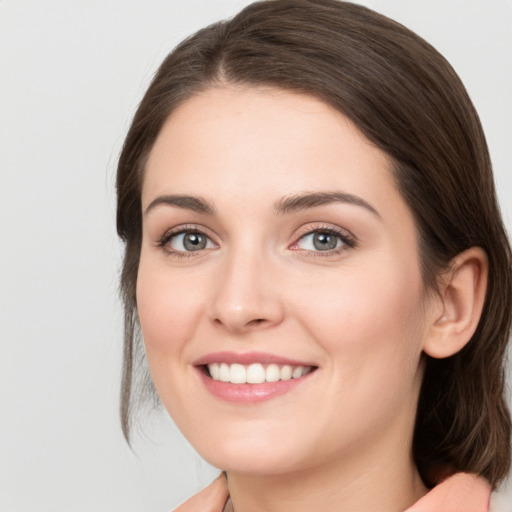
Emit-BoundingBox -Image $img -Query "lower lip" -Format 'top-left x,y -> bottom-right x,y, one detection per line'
197,369 -> 314,404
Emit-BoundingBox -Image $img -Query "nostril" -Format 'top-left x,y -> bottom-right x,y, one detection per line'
212,316 -> 270,332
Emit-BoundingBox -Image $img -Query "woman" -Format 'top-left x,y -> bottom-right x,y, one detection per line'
116,1 -> 511,510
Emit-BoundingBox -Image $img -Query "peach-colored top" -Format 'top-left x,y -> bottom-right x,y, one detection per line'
405,473 -> 491,512
174,472 -> 491,512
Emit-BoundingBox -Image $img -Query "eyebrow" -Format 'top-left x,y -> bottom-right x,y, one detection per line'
273,191 -> 380,217
144,194 -> 216,216
144,191 -> 379,218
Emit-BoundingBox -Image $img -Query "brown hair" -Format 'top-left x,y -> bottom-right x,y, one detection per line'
116,0 -> 511,487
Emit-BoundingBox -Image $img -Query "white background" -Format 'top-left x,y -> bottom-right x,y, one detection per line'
1,1 -> 511,510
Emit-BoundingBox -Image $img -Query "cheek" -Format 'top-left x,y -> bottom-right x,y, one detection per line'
292,256 -> 426,379
135,256 -> 212,423
136,256 -> 204,365
285,258 -> 427,450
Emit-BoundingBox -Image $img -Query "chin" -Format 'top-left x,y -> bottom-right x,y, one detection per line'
203,450 -> 301,476
187,426 -> 306,475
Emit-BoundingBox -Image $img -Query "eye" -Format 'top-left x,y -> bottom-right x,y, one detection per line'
291,227 -> 356,254
297,231 -> 343,251
159,228 -> 216,253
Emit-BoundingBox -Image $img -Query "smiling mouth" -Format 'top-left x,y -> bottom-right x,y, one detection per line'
203,362 -> 317,384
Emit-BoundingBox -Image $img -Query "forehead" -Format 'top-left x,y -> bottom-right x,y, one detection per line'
142,86 -> 402,220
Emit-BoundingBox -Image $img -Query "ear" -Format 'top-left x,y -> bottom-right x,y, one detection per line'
423,247 -> 488,359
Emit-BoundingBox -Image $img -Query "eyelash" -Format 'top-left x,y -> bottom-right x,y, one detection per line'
290,225 -> 357,257
157,224 -> 215,259
156,224 -> 357,258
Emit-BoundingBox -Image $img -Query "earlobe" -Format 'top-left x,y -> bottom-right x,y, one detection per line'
423,247 -> 488,359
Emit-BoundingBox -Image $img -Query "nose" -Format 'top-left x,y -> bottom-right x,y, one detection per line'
208,247 -> 285,334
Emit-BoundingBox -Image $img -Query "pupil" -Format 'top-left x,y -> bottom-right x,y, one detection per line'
184,233 -> 206,251
313,232 -> 337,251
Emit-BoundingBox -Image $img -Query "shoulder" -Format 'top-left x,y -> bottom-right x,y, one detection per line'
406,473 -> 492,512
173,474 -> 229,512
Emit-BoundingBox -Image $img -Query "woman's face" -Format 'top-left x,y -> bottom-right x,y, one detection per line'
137,86 -> 437,475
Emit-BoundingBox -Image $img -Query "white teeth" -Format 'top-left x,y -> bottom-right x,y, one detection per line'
292,366 -> 304,379
265,364 -> 280,382
280,365 -> 292,380
247,363 -> 266,384
207,362 -> 313,384
209,362 -> 220,380
219,363 -> 230,382
230,363 -> 246,384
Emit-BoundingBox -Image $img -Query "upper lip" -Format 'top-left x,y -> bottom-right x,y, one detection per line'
192,351 -> 317,367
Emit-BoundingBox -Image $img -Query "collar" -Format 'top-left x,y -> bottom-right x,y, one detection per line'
405,473 -> 491,512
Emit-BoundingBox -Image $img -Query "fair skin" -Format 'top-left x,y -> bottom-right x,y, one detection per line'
137,86 -> 487,512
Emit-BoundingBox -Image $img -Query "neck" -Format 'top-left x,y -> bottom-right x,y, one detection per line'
226,427 -> 428,512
